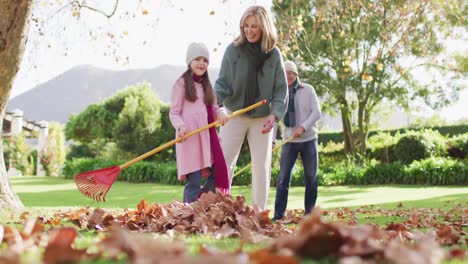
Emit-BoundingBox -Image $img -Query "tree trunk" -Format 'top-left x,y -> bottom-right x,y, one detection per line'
0,0 -> 34,210
357,101 -> 367,155
340,101 -> 355,156
0,114 -> 23,210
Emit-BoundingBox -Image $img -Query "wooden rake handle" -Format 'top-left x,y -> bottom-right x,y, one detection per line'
119,100 -> 267,169
233,136 -> 295,177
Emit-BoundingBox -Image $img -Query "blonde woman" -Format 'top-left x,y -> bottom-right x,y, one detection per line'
214,5 -> 288,210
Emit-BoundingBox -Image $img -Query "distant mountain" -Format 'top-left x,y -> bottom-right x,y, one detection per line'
7,64 -> 220,123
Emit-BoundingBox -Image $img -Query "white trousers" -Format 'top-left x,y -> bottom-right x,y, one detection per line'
219,113 -> 273,210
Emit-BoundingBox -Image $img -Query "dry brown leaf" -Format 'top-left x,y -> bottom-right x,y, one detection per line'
436,224 -> 461,245
88,208 -> 105,230
249,248 -> 298,264
98,224 -> 188,264
43,227 -> 85,264
448,248 -> 466,260
214,223 -> 236,239
385,234 -> 443,264
271,207 -> 345,259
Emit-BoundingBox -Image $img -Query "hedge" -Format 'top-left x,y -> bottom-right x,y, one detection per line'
63,156 -> 467,186
63,158 -> 180,185
319,124 -> 468,145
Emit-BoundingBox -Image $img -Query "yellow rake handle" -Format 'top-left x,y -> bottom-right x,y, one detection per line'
119,100 -> 267,169
233,136 -> 295,177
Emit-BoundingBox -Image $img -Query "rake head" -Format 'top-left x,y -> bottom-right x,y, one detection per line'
74,166 -> 121,201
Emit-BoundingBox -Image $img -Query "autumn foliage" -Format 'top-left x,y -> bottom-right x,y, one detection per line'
0,192 -> 466,263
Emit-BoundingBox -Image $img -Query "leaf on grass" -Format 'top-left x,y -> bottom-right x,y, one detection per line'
87,208 -> 105,231
214,223 -> 236,239
448,248 -> 466,260
249,248 -> 298,264
98,224 -> 189,263
239,225 -> 271,244
436,224 -> 461,245
384,232 -> 444,264
43,227 -> 85,264
270,207 -> 345,259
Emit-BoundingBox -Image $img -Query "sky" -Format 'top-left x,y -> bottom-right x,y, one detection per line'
10,0 -> 468,123
12,0 -> 271,96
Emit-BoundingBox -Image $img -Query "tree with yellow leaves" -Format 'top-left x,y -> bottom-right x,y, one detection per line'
273,0 -> 467,156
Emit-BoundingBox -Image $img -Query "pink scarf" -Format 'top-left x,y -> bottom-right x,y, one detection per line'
206,105 -> 230,194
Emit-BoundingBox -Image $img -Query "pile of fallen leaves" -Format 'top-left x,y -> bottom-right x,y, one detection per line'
1,192 -> 466,263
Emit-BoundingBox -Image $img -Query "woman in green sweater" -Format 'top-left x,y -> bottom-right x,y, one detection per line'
214,5 -> 288,210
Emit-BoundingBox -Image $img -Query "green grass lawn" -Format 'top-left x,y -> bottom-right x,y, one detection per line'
9,176 -> 468,211
5,176 -> 468,264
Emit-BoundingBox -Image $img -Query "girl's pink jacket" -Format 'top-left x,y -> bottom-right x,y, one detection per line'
169,78 -> 216,180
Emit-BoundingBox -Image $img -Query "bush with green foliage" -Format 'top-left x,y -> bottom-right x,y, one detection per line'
66,142 -> 96,160
322,157 -> 467,185
318,124 -> 468,145
63,155 -> 467,186
446,133 -> 468,159
393,130 -> 446,164
155,104 -> 176,162
366,132 -> 401,163
40,122 -> 66,176
2,133 -> 35,175
63,158 -> 180,185
65,83 -> 174,161
404,157 -> 468,185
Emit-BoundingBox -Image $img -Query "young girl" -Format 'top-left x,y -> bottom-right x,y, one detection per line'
169,42 -> 230,203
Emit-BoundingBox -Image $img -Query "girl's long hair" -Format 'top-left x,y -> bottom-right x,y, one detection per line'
233,5 -> 278,52
182,69 -> 215,106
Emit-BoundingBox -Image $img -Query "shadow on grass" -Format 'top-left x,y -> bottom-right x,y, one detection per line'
325,198 -> 350,203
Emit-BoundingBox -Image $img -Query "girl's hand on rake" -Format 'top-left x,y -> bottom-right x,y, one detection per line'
177,126 -> 186,142
217,108 -> 229,126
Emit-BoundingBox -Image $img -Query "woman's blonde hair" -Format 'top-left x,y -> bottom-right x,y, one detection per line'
233,5 -> 278,52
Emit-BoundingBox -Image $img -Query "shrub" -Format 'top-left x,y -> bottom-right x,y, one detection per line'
394,134 -> 428,164
3,133 -> 35,175
394,130 -> 446,164
447,133 -> 468,159
66,142 -> 96,160
362,161 -> 404,184
318,124 -> 468,145
62,157 -> 179,184
367,132 -> 401,163
62,158 -> 119,179
41,122 -> 66,176
404,157 -> 468,185
320,157 -> 467,185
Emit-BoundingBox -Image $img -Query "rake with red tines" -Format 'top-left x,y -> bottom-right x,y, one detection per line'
75,100 -> 267,201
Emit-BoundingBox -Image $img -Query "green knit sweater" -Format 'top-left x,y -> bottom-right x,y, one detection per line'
214,43 -> 288,120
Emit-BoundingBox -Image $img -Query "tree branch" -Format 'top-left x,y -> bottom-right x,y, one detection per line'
72,0 -> 119,19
